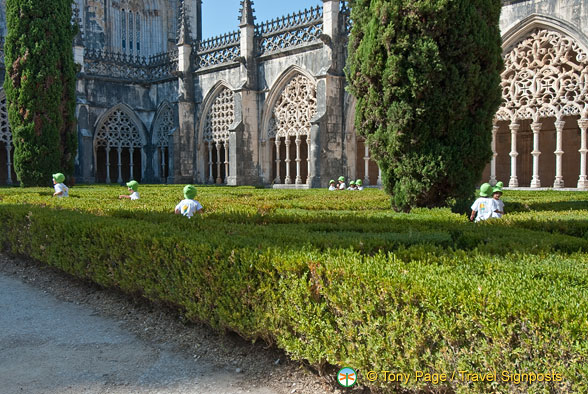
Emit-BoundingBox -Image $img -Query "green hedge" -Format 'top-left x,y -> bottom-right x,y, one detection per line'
0,187 -> 587,393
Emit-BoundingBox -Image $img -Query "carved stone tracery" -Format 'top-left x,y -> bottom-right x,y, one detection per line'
154,105 -> 174,148
497,28 -> 588,121
203,88 -> 235,143
95,109 -> 143,149
269,75 -> 317,138
0,93 -> 11,146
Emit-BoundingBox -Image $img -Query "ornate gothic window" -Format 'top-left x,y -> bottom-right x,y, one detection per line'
153,105 -> 174,182
497,29 -> 588,121
0,93 -> 11,146
270,75 -> 317,138
268,74 -> 317,186
94,108 -> 144,184
203,88 -> 235,143
95,109 -> 143,149
203,88 -> 234,184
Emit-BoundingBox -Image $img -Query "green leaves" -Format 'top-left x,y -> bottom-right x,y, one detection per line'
0,186 -> 587,392
347,0 -> 503,212
4,0 -> 77,186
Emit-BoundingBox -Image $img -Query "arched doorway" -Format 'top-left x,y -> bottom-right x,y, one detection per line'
152,103 -> 175,183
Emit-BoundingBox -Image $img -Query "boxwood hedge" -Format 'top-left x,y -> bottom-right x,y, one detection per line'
0,186 -> 587,393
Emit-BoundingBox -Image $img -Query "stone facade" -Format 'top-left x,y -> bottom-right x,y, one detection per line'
0,0 -> 587,189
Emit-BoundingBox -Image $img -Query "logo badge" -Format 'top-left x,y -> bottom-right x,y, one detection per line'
337,367 -> 357,388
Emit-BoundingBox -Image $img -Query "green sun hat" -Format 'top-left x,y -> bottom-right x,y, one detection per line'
183,185 -> 197,199
492,181 -> 504,194
52,173 -> 65,183
350,181 -> 356,185
479,183 -> 492,197
356,179 -> 363,186
329,179 -> 335,184
126,180 -> 139,191
338,176 -> 345,182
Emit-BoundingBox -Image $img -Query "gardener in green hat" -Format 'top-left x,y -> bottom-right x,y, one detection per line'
174,185 -> 203,218
52,173 -> 69,198
355,179 -> 364,191
328,179 -> 337,191
470,183 -> 493,222
347,180 -> 357,190
119,180 -> 140,200
337,176 -> 346,190
491,181 -> 505,219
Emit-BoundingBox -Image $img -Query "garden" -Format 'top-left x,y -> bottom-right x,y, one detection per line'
0,185 -> 587,393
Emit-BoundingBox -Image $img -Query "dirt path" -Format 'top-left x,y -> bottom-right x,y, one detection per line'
0,254 -> 357,394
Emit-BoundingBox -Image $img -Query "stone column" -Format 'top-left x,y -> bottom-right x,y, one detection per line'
578,118 -> 588,189
215,142 -> 222,184
295,134 -> 302,184
129,148 -> 135,180
554,119 -> 565,188
207,142 -> 214,183
377,166 -> 382,186
530,122 -> 542,188
306,136 -> 311,185
5,144 -> 12,185
363,144 -> 370,185
490,123 -> 498,185
274,138 -> 282,184
285,137 -> 292,184
508,122 -> 520,188
224,141 -> 229,183
116,147 -> 123,183
105,147 -> 111,184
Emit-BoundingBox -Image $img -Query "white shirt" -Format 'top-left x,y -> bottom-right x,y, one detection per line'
130,191 -> 140,200
471,197 -> 494,222
175,199 -> 203,218
54,183 -> 69,197
357,186 -> 364,191
328,185 -> 337,191
491,199 -> 504,219
338,183 -> 346,190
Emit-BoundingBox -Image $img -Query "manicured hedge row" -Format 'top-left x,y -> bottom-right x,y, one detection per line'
0,195 -> 587,393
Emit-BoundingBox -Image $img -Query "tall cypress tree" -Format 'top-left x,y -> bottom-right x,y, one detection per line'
346,0 -> 503,212
4,0 -> 77,186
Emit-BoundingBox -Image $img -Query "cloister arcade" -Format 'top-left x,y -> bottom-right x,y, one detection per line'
486,27 -> 588,189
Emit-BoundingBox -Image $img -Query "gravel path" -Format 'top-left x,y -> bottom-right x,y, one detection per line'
0,254 -> 360,394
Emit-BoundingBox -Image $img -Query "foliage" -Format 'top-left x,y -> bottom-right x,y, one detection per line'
0,186 -> 587,393
4,0 -> 78,186
346,0 -> 503,212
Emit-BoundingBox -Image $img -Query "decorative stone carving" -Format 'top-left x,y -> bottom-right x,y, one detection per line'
269,75 -> 317,138
203,88 -> 235,143
95,109 -> 143,149
196,32 -> 241,69
0,92 -> 11,146
256,6 -> 323,56
497,29 -> 588,121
